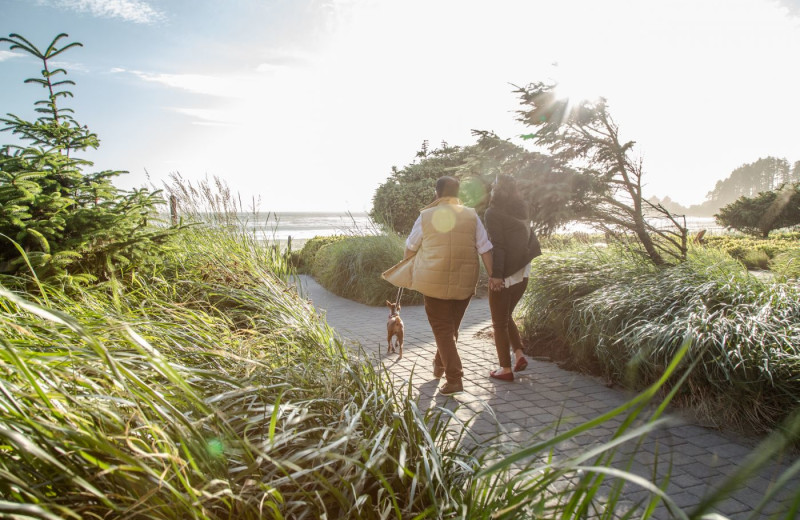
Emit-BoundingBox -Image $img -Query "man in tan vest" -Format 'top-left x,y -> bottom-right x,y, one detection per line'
402,176 -> 493,395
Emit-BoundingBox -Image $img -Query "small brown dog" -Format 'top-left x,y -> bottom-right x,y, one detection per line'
386,300 -> 404,358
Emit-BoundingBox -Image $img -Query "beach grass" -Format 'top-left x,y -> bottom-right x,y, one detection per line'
518,243 -> 800,433
3,216 -> 800,517
0,222 -> 497,518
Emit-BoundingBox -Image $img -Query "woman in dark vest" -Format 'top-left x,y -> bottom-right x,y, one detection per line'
484,174 -> 538,381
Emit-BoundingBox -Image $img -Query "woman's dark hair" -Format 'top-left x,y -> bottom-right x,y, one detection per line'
490,174 -> 528,219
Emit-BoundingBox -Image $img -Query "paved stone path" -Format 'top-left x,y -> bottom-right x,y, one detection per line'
297,275 -> 797,519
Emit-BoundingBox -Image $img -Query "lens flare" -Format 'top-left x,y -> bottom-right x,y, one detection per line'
206,438 -> 224,458
431,207 -> 456,233
460,177 -> 488,207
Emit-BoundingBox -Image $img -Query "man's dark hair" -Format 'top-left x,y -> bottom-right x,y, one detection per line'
435,176 -> 460,198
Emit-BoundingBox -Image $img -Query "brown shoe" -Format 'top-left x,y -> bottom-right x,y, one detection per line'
433,359 -> 444,379
439,380 -> 463,396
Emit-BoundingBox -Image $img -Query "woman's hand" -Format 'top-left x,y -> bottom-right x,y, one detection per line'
489,277 -> 504,292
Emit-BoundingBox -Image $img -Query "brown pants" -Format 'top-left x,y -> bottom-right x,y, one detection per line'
424,295 -> 471,383
488,278 -> 528,368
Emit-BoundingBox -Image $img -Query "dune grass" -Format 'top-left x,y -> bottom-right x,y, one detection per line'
3,217 -> 800,517
518,244 -> 800,433
297,231 -> 496,306
0,223 -> 501,518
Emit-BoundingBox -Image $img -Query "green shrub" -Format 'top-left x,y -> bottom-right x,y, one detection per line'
0,223 -> 489,518
518,244 -> 800,433
310,233 -> 423,306
715,182 -> 800,237
703,232 -> 800,268
370,143 -> 477,235
771,249 -> 800,280
289,234 -> 347,272
741,249 -> 770,270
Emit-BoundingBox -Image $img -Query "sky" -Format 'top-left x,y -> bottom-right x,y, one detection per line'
1,0 -> 799,212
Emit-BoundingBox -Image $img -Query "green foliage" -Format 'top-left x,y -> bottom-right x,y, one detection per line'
310,233 -> 423,306
0,225 -> 482,518
0,33 -> 176,282
703,232 -> 800,267
290,234 -> 348,272
466,130 -> 596,235
370,133 -> 599,238
715,182 -> 800,237
742,249 -> 770,270
370,142 -> 478,235
518,245 -> 800,433
771,249 -> 800,280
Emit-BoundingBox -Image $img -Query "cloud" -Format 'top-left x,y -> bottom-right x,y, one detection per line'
168,107 -> 237,126
0,50 -> 21,62
255,48 -> 314,72
115,68 -> 245,97
777,0 -> 800,17
43,0 -> 165,24
51,60 -> 90,73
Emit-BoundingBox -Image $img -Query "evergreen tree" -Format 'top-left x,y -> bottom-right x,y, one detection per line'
706,157 -> 791,207
370,142 -> 475,235
0,33 -> 176,282
715,183 -> 800,237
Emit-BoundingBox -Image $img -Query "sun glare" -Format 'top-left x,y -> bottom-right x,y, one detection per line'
549,63 -> 605,104
553,76 -> 602,104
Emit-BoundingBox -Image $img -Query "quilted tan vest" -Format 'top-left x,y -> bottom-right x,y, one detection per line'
411,197 -> 479,300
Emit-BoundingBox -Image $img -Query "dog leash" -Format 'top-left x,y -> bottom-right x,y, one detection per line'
395,286 -> 403,306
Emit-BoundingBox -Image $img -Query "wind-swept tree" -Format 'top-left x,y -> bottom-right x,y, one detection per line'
514,82 -> 686,265
0,33 -> 176,282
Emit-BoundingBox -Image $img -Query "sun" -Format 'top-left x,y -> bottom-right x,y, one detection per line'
549,63 -> 605,104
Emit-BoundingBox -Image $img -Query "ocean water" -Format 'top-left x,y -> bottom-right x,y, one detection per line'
229,212 -> 722,250
551,216 -> 719,235
247,212 -> 376,246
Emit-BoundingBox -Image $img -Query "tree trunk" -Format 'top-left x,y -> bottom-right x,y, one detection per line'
633,214 -> 665,266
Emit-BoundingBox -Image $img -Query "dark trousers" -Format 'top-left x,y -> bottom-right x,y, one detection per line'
424,295 -> 471,383
488,278 -> 528,368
